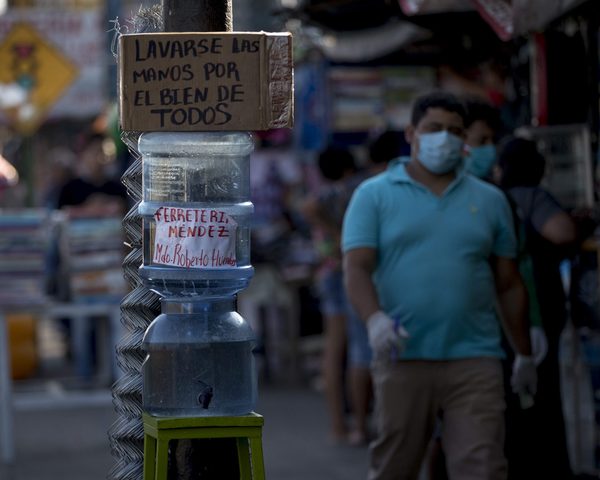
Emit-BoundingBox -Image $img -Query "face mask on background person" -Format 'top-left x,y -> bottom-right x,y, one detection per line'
417,130 -> 464,174
465,144 -> 497,179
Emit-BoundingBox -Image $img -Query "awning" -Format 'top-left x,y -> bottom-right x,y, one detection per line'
398,0 -> 512,39
316,19 -> 430,62
399,0 -> 591,40
512,0 -> 589,35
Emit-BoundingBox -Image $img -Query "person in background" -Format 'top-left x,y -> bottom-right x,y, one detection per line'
237,130 -> 303,381
53,131 -> 128,380
343,90 -> 535,480
302,145 -> 371,446
463,95 -> 503,181
497,136 -> 577,480
43,147 -> 76,302
57,132 -> 127,217
463,97 -> 549,367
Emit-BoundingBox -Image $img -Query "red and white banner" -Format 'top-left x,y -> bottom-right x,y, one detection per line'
473,0 -> 513,41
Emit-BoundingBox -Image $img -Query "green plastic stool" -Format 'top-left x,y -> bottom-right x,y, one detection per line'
143,412 -> 265,480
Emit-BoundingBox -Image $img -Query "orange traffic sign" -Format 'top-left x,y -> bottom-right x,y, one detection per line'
0,22 -> 77,133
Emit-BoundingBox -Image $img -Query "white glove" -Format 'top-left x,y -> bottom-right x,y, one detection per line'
530,326 -> 548,366
367,311 -> 409,360
511,354 -> 537,398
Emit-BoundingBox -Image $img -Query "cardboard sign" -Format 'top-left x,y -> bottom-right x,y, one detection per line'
119,32 -> 293,131
152,206 -> 237,269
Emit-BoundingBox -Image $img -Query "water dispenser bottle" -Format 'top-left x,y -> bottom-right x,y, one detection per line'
138,132 -> 258,417
138,131 -> 254,298
143,297 -> 257,416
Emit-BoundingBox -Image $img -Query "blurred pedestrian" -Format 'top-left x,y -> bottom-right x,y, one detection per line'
497,136 -> 577,480
53,131 -> 128,380
303,145 -> 371,445
41,146 -> 76,210
43,147 -> 76,302
464,100 -> 549,367
342,90 -> 535,480
237,130 -> 302,381
463,95 -> 503,181
57,132 -> 127,217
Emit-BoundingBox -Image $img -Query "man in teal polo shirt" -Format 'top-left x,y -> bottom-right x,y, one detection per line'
342,91 -> 536,480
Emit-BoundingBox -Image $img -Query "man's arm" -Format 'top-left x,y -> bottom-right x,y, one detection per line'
492,255 -> 532,356
343,247 -> 380,322
540,211 -> 576,246
344,246 -> 410,359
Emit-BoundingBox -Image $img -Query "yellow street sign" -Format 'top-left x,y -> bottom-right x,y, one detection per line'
0,22 -> 78,134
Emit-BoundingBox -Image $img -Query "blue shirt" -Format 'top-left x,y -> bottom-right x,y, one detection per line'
341,159 -> 517,360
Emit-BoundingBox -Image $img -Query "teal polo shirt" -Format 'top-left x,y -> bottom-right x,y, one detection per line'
342,159 -> 517,360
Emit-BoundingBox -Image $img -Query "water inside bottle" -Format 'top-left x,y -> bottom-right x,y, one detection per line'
143,340 -> 257,417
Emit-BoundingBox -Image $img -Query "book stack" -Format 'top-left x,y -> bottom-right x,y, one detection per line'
62,217 -> 128,304
0,209 -> 50,309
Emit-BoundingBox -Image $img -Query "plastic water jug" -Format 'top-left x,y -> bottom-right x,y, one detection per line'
142,297 -> 257,417
138,131 -> 254,298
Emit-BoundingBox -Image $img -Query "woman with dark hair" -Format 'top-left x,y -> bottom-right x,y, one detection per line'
303,146 -> 373,446
497,135 -> 577,480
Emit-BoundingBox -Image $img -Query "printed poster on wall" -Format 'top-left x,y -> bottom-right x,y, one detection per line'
153,206 -> 237,269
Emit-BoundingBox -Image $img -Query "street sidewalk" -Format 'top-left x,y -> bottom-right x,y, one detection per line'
2,383 -> 369,480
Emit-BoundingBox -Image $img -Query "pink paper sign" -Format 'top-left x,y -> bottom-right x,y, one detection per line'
153,206 -> 237,269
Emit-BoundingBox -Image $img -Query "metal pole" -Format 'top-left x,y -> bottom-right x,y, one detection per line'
162,0 -> 232,32
158,2 -> 236,478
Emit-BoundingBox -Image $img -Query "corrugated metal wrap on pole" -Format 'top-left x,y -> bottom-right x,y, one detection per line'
109,6 -> 163,480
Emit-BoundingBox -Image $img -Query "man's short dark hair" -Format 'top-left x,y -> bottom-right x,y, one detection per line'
462,95 -> 502,133
411,90 -> 467,127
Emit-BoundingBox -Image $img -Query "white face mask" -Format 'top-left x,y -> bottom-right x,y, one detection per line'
417,131 -> 464,174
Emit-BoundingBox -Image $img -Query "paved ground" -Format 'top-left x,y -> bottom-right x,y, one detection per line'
1,382 -> 369,480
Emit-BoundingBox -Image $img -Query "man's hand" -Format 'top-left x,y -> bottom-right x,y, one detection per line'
367,311 -> 409,361
511,354 -> 537,397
